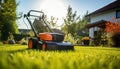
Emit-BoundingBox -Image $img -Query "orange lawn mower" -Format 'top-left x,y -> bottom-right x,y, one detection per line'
24,10 -> 74,50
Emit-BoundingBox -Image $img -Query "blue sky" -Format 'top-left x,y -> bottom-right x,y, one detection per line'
68,0 -> 115,16
17,0 -> 115,29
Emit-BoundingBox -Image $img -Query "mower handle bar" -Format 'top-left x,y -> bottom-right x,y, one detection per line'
24,10 -> 54,38
27,10 -> 44,18
26,10 -> 53,33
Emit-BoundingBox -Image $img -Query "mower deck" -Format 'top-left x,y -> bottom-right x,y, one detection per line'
44,41 -> 74,50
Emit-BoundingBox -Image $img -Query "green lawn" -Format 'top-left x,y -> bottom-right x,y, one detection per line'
0,44 -> 120,69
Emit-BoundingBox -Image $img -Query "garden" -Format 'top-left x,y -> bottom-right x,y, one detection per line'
0,44 -> 120,69
0,0 -> 120,69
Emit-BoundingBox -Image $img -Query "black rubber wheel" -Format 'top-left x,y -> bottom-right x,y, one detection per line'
28,38 -> 38,49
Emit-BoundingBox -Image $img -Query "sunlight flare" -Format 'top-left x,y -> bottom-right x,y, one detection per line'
34,0 -> 67,26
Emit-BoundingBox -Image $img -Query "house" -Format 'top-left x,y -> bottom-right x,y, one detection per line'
86,0 -> 120,39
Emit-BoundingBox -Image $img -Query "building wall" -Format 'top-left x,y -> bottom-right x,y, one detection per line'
90,11 -> 116,23
89,9 -> 120,38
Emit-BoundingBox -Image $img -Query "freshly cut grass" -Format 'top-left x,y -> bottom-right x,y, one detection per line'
0,44 -> 120,69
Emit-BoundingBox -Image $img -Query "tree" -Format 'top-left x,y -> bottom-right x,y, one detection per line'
62,6 -> 80,36
105,20 -> 120,47
0,0 -> 18,41
47,16 -> 58,29
75,11 -> 89,35
62,6 -> 89,37
105,21 -> 120,33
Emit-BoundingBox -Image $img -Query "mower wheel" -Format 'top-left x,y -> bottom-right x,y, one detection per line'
28,38 -> 38,49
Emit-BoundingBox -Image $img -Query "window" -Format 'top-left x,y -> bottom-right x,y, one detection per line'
116,10 -> 120,18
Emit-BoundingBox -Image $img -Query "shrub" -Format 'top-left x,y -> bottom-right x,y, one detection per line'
13,34 -> 25,41
21,42 -> 28,45
110,33 -> 120,47
64,33 -> 78,44
81,37 -> 90,45
105,21 -> 120,47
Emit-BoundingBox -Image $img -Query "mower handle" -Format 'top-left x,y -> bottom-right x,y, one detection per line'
27,10 -> 44,18
26,10 -> 53,33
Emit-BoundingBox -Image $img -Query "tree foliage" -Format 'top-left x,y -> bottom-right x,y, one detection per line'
105,20 -> 120,47
62,6 -> 79,36
105,20 -> 120,33
61,6 -> 89,37
0,0 -> 18,41
47,16 -> 58,29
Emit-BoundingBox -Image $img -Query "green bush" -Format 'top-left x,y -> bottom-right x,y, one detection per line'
64,33 -> 78,44
0,42 -> 3,46
13,34 -> 24,41
21,39 -> 28,45
109,33 -> 120,47
21,42 -> 28,45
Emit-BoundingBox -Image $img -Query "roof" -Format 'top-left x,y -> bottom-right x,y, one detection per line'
86,20 -> 108,28
19,29 -> 31,31
18,29 -> 31,33
88,0 -> 120,16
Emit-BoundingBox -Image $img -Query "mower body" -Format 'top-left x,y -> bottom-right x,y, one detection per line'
25,10 -> 74,50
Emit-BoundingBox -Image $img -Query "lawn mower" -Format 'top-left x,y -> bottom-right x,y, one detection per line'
24,10 -> 74,50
